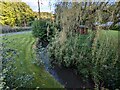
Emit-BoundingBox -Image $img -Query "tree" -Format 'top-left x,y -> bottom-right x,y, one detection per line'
0,1 -> 36,27
54,1 -> 120,31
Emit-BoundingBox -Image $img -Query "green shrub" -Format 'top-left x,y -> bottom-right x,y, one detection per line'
48,30 -> 120,89
32,19 -> 48,41
32,19 -> 56,42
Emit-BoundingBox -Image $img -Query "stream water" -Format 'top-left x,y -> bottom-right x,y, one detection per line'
38,46 -> 94,89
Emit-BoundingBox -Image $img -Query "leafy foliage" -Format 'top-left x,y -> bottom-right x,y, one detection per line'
48,30 -> 120,89
0,1 -> 35,27
34,12 -> 54,19
0,1 -> 55,27
32,19 -> 48,41
48,1 -> 120,89
32,19 -> 56,42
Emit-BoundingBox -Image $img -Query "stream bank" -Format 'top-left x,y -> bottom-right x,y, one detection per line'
36,42 -> 94,89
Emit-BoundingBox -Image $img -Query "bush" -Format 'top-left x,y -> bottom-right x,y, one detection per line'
32,19 -> 48,41
48,30 -> 120,89
32,19 -> 56,42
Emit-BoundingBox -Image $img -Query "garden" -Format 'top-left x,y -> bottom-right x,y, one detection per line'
1,0 -> 120,90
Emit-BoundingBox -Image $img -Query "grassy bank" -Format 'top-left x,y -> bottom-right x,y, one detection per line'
1,32 -> 63,88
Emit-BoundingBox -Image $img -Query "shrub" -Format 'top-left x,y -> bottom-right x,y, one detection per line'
32,19 -> 48,41
32,19 -> 56,42
48,30 -> 120,89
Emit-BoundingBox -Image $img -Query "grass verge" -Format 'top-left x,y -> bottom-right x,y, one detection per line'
1,32 -> 63,88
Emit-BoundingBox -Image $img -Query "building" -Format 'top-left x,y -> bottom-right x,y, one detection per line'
76,25 -> 88,34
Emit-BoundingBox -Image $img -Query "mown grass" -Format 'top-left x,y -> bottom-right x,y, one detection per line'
1,32 -> 63,88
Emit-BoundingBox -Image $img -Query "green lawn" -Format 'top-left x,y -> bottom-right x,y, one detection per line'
1,32 -> 63,88
88,30 -> 118,47
97,30 -> 118,46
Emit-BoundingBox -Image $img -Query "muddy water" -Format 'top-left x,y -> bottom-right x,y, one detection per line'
38,47 -> 94,89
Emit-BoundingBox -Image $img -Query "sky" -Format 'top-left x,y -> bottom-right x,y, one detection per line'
21,0 -> 56,13
21,0 -> 118,13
